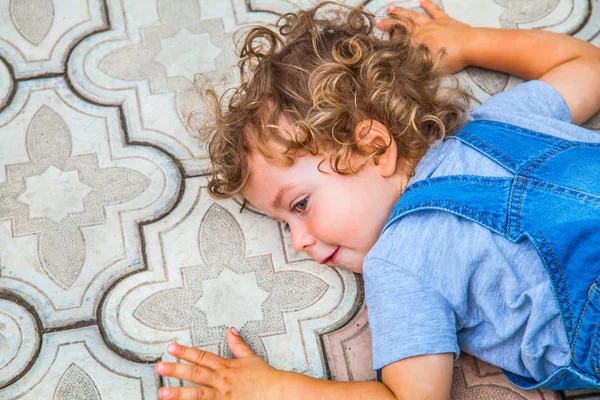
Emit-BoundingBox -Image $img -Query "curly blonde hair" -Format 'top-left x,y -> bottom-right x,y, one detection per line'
199,1 -> 471,200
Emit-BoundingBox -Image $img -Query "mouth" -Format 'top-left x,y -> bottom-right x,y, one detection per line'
320,246 -> 340,265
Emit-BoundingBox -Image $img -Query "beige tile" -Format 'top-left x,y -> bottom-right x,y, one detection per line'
101,177 -> 361,380
0,326 -> 159,399
1,0 -> 599,398
0,79 -> 179,327
0,0 -> 106,78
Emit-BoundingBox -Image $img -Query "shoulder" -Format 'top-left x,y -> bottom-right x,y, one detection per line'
366,210 -> 496,276
365,207 -> 525,306
470,80 -> 571,122
467,80 -> 600,143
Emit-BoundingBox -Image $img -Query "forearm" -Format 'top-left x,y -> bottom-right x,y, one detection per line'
276,371 -> 397,400
463,28 -> 600,80
462,28 -> 600,123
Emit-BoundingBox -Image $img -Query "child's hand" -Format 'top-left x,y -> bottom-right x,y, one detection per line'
155,328 -> 284,400
376,0 -> 472,72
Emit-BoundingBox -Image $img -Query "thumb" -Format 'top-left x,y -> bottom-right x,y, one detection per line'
227,327 -> 255,358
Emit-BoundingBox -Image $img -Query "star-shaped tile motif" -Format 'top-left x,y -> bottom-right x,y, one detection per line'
18,166 -> 92,223
0,106 -> 149,289
154,28 -> 222,80
195,268 -> 270,328
134,204 -> 329,360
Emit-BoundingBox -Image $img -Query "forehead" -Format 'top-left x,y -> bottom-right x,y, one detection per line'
241,113 -> 327,208
246,150 -> 302,193
243,115 -> 300,186
247,150 -> 289,181
243,149 -> 322,212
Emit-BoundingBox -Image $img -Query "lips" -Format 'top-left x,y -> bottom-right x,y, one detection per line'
321,246 -> 340,265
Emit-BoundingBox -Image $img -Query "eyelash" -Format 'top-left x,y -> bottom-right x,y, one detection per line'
291,197 -> 309,214
282,197 -> 309,232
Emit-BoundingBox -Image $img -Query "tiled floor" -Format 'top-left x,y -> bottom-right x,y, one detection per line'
0,0 -> 599,399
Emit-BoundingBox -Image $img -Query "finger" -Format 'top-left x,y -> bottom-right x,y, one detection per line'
159,386 -> 216,400
376,18 -> 405,31
227,327 -> 256,358
167,343 -> 223,370
387,4 -> 429,24
156,362 -> 218,387
419,0 -> 448,19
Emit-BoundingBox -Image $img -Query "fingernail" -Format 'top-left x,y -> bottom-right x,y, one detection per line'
231,327 -> 240,336
159,387 -> 171,399
155,362 -> 165,373
167,343 -> 177,353
387,4 -> 396,13
375,20 -> 383,28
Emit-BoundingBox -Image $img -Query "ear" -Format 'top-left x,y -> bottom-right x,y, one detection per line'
354,119 -> 398,178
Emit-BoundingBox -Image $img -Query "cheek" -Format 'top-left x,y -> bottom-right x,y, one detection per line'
309,191 -> 361,238
304,200 -> 336,238
326,178 -> 385,244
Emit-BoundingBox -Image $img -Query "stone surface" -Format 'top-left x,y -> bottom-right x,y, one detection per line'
101,177 -> 359,381
0,59 -> 12,110
0,298 -> 39,388
0,326 -> 158,399
0,0 -> 107,78
451,355 -> 561,400
0,0 -> 599,399
69,0 -> 241,176
0,78 -> 178,328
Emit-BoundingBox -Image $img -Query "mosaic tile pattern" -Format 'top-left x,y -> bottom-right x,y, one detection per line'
100,177 -> 358,381
0,0 -> 599,399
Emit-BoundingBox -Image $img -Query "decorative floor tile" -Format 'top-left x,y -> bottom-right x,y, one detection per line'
0,0 -> 107,78
0,325 -> 159,399
0,297 -> 40,388
451,355 -> 561,400
0,78 -> 180,328
101,177 -> 360,381
68,0 -> 244,176
0,58 -> 13,110
323,301 -> 374,382
0,0 -> 599,399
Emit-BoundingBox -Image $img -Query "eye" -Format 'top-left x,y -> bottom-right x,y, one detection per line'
293,197 -> 309,213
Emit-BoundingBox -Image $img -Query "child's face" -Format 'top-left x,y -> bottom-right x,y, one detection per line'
242,126 -> 404,274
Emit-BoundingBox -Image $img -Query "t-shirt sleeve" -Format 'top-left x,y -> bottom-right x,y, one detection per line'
363,256 -> 459,372
469,80 -> 572,123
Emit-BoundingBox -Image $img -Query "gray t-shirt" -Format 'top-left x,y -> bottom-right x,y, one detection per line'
363,80 -> 600,382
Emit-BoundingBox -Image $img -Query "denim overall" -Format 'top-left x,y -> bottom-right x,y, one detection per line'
378,120 -> 600,390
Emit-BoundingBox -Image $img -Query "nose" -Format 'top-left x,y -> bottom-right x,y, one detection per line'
289,223 -> 316,253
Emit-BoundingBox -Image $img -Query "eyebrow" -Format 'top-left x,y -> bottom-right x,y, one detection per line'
270,183 -> 297,210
